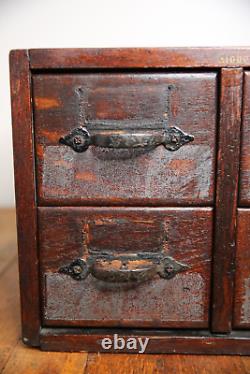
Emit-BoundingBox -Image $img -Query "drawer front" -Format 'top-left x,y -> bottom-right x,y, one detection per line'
39,207 -> 212,328
239,71 -> 250,205
234,209 -> 250,328
34,72 -> 217,206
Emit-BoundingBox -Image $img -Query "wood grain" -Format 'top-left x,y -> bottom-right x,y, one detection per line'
9,50 -> 40,346
2,345 -> 87,374
40,328 -> 250,355
212,68 -> 243,333
39,207 -> 212,328
33,72 -> 217,206
0,248 -> 20,371
239,71 -> 250,205
84,353 -> 247,374
28,47 -> 250,69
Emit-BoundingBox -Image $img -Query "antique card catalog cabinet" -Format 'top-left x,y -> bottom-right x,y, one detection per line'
9,48 -> 250,354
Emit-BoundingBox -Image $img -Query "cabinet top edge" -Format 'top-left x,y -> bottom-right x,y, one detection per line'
9,47 -> 250,70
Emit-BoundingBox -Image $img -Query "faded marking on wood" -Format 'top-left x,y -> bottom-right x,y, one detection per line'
233,209 -> 250,328
40,144 -> 214,203
35,97 -> 61,109
44,272 -> 206,327
241,278 -> 250,324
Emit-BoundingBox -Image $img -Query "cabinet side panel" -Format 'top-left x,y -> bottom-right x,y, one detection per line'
9,50 -> 40,346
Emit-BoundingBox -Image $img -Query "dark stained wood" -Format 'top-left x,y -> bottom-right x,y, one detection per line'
9,50 -> 40,346
239,71 -> 250,205
9,48 -> 250,354
33,72 -> 217,206
234,209 -> 250,328
40,328 -> 250,355
29,47 -> 250,69
39,207 -> 212,328
212,68 -> 243,333
3,211 -> 250,367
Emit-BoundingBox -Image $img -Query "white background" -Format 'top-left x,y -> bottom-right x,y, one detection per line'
1,0 -> 250,207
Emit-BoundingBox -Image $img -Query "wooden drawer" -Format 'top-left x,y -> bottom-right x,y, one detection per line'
33,72 -> 217,206
39,207 -> 213,328
234,209 -> 250,328
239,71 -> 250,205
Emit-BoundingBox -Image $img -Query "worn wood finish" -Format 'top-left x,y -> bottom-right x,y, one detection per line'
39,207 -> 212,328
33,72 -> 217,206
0,210 -> 88,374
40,328 -> 250,355
234,209 -> 250,328
9,48 -> 250,354
212,68 -> 243,333
29,47 -> 250,69
2,210 -> 250,373
9,50 -> 40,346
240,71 -> 250,205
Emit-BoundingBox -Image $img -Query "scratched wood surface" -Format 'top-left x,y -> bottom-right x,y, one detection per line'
9,50 -> 41,346
211,68 -> 243,333
33,72 -> 217,206
28,47 -> 250,69
239,71 -> 250,205
2,209 -> 250,373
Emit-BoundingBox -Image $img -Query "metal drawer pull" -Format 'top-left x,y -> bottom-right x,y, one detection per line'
59,252 -> 188,283
59,126 -> 194,152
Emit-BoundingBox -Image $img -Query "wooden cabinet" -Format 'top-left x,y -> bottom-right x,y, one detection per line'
9,48 -> 250,354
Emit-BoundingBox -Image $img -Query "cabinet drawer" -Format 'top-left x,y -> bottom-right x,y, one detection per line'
239,71 -> 250,205
39,207 -> 212,328
34,72 -> 217,206
234,209 -> 250,328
